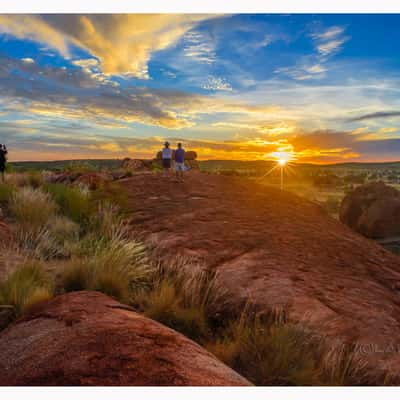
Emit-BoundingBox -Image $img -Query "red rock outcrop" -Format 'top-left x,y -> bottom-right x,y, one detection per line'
74,172 -> 113,190
339,181 -> 400,238
0,291 -> 250,386
119,172 -> 400,380
122,158 -> 153,171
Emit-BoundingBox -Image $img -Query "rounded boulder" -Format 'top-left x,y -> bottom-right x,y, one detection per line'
0,291 -> 250,386
339,181 -> 400,238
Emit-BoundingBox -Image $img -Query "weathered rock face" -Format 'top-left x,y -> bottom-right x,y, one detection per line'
339,181 -> 400,238
0,291 -> 250,386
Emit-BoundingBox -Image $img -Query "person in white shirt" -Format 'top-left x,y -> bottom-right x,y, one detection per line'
161,141 -> 172,177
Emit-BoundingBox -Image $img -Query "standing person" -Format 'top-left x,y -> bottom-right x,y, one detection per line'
161,141 -> 172,177
174,142 -> 185,182
0,144 -> 7,183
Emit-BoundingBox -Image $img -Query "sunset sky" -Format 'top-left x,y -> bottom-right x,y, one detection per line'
1,14 -> 400,162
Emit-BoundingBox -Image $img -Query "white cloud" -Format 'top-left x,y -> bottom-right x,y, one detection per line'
202,76 -> 232,91
21,57 -> 35,64
305,64 -> 327,74
311,26 -> 345,41
0,15 -> 216,78
311,25 -> 349,57
183,30 -> 216,64
317,38 -> 348,57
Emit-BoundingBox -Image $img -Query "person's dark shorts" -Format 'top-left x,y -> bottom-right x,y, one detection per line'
0,164 -> 5,173
162,159 -> 171,169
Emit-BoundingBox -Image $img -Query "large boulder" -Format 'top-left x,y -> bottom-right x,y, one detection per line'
122,158 -> 153,172
0,291 -> 250,386
339,181 -> 400,238
185,151 -> 197,161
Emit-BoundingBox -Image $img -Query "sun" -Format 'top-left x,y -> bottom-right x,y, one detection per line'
278,158 -> 287,166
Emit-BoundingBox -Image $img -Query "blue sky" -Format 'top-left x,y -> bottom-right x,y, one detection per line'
0,14 -> 400,162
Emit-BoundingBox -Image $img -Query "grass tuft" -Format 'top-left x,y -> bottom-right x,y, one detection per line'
44,183 -> 93,225
10,187 -> 57,237
34,216 -> 80,260
0,262 -> 53,317
61,237 -> 151,302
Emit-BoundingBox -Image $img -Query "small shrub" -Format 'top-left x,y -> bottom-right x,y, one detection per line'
0,262 -> 53,317
10,187 -> 57,235
45,183 -> 93,224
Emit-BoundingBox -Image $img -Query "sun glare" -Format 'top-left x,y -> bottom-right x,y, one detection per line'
278,158 -> 287,166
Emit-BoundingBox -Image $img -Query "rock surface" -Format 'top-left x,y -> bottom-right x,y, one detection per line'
122,158 -> 153,171
74,172 -> 113,190
0,291 -> 250,386
120,172 -> 400,380
339,181 -> 400,238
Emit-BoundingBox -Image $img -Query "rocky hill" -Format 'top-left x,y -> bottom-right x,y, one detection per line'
120,171 -> 400,379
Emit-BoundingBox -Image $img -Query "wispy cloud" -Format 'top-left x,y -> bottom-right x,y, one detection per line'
311,25 -> 349,58
183,30 -> 216,64
347,111 -> 400,122
276,24 -> 349,81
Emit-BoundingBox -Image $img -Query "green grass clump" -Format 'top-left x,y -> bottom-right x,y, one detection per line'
45,183 -> 93,225
205,311 -> 373,386
34,216 -> 80,260
0,262 -> 53,317
206,314 -> 320,385
61,237 -> 151,303
141,280 -> 209,341
10,187 -> 57,235
136,258 -> 224,342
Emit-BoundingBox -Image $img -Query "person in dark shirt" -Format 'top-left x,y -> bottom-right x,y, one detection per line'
174,142 -> 185,182
0,144 -> 8,182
